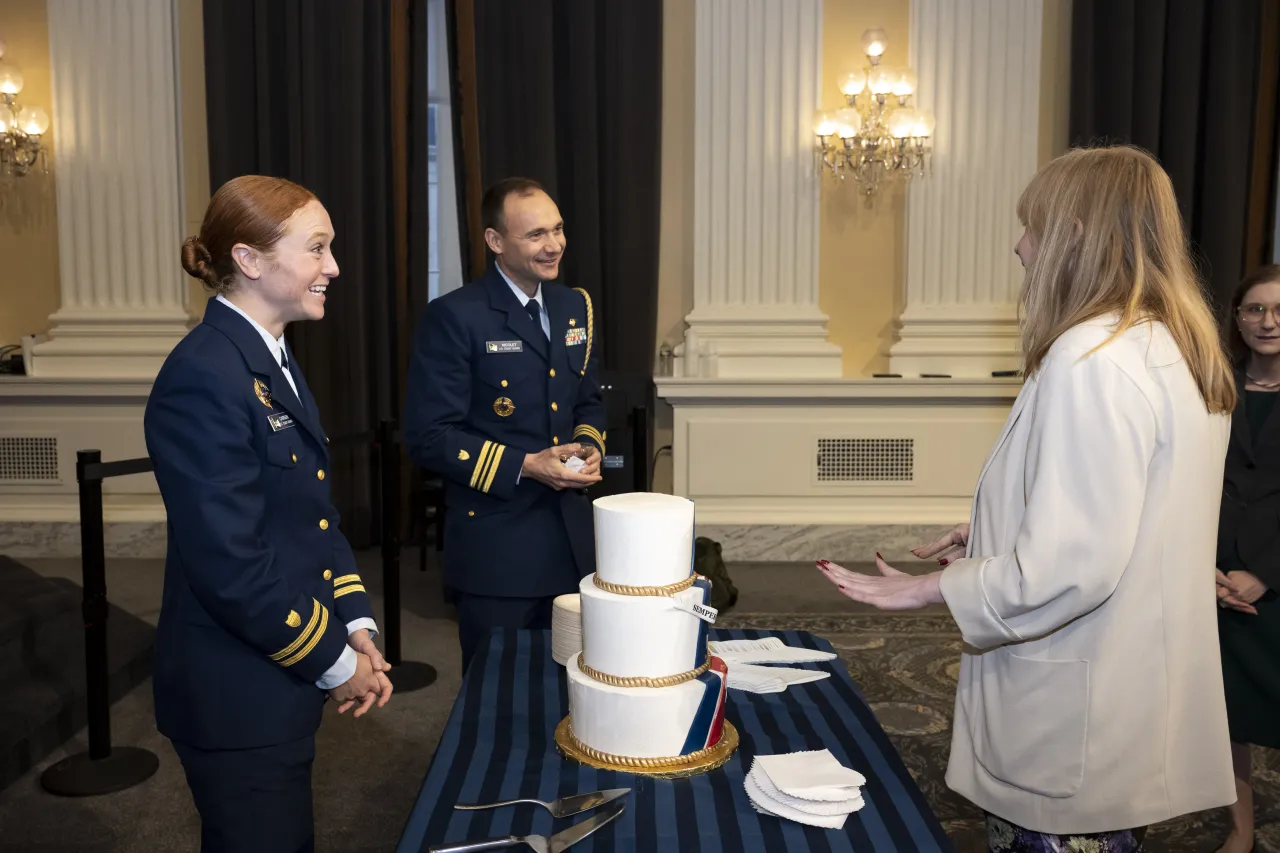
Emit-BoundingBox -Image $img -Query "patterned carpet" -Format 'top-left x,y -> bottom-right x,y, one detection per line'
719,612 -> 1280,853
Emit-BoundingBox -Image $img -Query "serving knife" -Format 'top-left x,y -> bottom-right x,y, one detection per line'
454,787 -> 630,819
428,799 -> 626,853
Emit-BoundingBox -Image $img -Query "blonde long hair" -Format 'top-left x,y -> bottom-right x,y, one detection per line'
1016,145 -> 1236,413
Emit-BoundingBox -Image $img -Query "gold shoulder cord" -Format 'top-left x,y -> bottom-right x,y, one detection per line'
573,287 -> 594,373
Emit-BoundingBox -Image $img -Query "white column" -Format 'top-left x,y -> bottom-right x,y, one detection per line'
888,0 -> 1042,378
679,0 -> 842,379
31,0 -> 189,380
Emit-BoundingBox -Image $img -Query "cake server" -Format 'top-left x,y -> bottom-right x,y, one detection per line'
429,799 -> 626,853
453,787 -> 630,819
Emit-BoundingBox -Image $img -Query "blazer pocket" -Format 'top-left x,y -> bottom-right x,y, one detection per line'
476,354 -> 535,389
264,435 -> 298,469
971,651 -> 1089,798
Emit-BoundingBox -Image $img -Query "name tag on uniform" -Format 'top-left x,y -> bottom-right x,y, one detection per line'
565,328 -> 587,346
486,340 -> 523,354
268,412 -> 296,432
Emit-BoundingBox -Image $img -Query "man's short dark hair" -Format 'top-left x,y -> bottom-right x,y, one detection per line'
481,177 -> 547,234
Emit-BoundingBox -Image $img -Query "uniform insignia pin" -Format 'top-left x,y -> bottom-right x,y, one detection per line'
254,378 -> 273,408
569,318 -> 577,326
493,397 -> 516,417
285,610 -> 301,628
458,449 -> 470,461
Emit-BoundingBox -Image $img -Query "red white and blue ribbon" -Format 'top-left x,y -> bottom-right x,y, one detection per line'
679,655 -> 728,754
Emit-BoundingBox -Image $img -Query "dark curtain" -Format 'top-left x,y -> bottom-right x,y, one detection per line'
203,0 -> 431,545
449,0 -> 663,379
1070,0 -> 1280,309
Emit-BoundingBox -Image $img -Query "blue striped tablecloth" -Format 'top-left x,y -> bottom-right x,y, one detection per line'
398,628 -> 953,852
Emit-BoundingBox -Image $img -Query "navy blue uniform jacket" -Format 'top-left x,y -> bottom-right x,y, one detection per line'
144,298 -> 375,750
403,267 -> 606,597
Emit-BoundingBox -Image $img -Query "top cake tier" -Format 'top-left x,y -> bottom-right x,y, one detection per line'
593,493 -> 695,588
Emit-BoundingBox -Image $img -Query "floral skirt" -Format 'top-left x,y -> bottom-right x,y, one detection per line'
986,814 -> 1148,853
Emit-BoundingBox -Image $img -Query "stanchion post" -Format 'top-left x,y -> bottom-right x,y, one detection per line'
631,406 -> 649,493
379,419 -> 402,666
375,420 -> 437,692
78,450 -> 112,760
41,450 -> 159,796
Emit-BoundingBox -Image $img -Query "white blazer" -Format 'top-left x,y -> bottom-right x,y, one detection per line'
938,316 -> 1236,834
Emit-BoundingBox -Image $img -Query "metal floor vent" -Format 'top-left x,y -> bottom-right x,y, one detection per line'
0,436 -> 60,482
817,438 -> 914,482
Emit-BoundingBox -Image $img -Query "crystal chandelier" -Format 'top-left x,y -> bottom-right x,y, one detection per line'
813,28 -> 933,197
0,37 -> 52,186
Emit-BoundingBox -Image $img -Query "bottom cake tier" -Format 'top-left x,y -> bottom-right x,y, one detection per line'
564,653 -> 729,759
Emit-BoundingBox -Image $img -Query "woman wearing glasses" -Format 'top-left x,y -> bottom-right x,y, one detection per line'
1216,263 -> 1280,853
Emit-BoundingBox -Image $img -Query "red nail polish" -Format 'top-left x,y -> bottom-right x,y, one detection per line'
939,559 -> 949,566
838,585 -> 845,589
875,552 -> 884,560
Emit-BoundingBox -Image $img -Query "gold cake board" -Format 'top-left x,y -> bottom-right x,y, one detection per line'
554,716 -> 739,779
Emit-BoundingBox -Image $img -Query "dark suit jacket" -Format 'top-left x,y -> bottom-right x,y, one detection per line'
402,266 -> 606,597
144,298 -> 375,749
1218,372 -> 1280,590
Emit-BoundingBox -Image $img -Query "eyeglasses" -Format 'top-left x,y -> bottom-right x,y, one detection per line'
1237,304 -> 1280,325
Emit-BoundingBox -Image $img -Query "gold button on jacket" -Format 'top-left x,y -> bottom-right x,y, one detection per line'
319,519 -> 329,530
323,569 -> 332,580
316,469 -> 325,480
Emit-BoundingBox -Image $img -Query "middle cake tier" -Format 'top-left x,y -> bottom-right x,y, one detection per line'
578,573 -> 711,679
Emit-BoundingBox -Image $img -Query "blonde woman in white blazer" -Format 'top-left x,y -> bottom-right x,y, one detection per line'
819,146 -> 1239,851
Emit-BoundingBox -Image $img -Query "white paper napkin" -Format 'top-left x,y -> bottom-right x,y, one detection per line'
743,750 -> 867,831
745,771 -> 854,830
709,637 -> 838,664
750,762 -> 864,815
726,662 -> 831,694
754,749 -> 867,798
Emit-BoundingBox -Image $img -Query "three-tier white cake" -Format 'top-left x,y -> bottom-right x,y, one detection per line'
558,492 -> 736,774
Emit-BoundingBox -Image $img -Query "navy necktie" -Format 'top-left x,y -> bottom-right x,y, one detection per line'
280,349 -> 289,371
525,300 -> 541,326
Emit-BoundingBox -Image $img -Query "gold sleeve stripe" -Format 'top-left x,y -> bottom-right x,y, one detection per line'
574,425 -> 606,456
480,444 -> 506,494
334,584 -> 368,599
332,574 -> 361,587
280,604 -> 329,667
270,599 -> 320,661
470,440 -> 494,488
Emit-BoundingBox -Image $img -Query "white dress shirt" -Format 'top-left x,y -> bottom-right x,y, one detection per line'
216,294 -> 377,691
497,265 -> 550,339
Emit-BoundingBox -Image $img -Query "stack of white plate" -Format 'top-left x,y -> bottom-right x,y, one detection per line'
551,593 -> 582,666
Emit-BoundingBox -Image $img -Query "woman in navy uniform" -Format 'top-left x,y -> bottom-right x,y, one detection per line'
404,178 -> 606,671
145,175 -> 393,853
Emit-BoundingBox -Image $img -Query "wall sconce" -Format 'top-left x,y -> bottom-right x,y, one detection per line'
814,28 -> 933,197
0,37 -> 52,191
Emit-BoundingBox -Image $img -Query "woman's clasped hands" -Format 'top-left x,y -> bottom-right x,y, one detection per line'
1216,568 -> 1266,616
329,628 -> 395,717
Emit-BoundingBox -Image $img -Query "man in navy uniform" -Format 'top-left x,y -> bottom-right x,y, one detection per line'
405,177 -> 605,671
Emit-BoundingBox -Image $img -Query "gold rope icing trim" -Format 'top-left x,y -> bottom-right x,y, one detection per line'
561,719 -> 726,770
592,573 -> 698,597
577,652 -> 711,688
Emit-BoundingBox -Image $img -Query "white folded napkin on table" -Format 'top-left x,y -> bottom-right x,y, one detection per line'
725,662 -> 831,694
709,637 -> 838,665
745,749 -> 867,830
